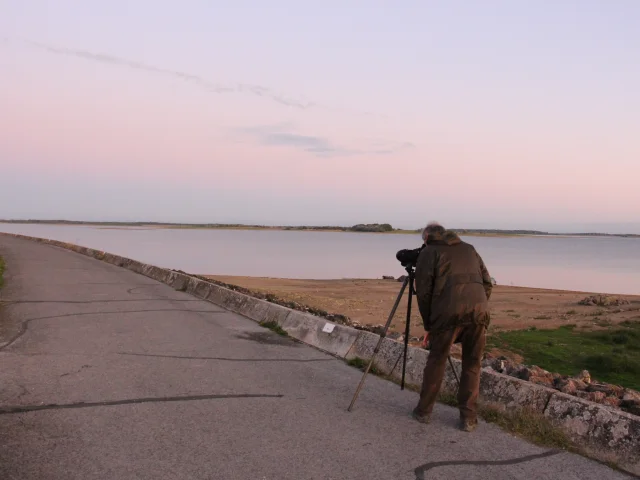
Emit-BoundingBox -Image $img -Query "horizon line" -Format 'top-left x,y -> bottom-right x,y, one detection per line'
1,219 -> 639,238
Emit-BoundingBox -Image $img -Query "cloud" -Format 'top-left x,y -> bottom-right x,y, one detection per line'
4,37 -> 392,119
232,124 -> 415,158
263,132 -> 348,156
18,39 -> 315,110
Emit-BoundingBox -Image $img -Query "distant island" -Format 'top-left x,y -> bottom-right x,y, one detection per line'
1,219 -> 638,238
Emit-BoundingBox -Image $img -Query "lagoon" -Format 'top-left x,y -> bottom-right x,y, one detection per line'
1,223 -> 638,295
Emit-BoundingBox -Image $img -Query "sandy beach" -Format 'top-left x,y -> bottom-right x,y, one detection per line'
205,275 -> 640,338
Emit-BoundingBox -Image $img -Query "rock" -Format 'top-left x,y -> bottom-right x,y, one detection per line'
531,376 -> 555,387
518,366 -> 554,386
557,378 -> 587,395
575,391 -> 607,403
588,382 -> 624,397
482,357 -> 497,369
478,356 -> 634,416
620,399 -> 640,416
578,295 -> 630,307
603,396 -> 622,408
544,394 -> 640,469
371,325 -> 386,335
622,389 -> 640,402
382,275 -> 395,280
397,275 -> 407,282
573,370 -> 591,384
575,379 -> 588,391
387,332 -> 402,341
484,356 -> 521,375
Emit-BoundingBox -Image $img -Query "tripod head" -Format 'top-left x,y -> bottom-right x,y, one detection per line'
396,245 -> 425,270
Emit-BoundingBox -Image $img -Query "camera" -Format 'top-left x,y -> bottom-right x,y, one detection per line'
396,244 -> 425,268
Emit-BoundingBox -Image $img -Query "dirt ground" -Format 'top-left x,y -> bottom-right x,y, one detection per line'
206,275 -> 640,340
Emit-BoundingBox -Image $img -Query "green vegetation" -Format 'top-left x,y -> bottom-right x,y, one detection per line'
259,320 -> 288,337
350,223 -> 393,232
0,256 -> 5,289
438,391 -> 574,450
487,321 -> 640,389
346,356 -> 382,376
480,405 -> 575,450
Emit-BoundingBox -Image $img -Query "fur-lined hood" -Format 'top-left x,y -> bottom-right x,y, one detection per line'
426,229 -> 461,246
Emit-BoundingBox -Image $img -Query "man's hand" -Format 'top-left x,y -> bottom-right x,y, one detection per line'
475,250 -> 493,300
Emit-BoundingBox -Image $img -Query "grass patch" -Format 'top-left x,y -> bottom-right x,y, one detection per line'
259,320 -> 288,336
346,356 -> 382,376
437,391 -> 457,407
487,323 -> 640,389
478,405 -> 574,451
437,391 -> 574,450
0,256 -> 4,289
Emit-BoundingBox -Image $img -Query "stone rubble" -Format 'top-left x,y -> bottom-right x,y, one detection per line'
482,353 -> 640,416
578,295 -> 630,306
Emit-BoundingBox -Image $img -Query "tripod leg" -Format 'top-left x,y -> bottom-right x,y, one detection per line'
401,271 -> 414,390
347,276 -> 409,412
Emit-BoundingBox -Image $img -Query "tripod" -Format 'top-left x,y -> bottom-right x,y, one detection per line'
347,265 -> 460,412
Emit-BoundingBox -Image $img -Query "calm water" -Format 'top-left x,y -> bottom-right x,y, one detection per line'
1,223 -> 639,295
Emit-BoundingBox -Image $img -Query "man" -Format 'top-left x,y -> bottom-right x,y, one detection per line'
411,222 -> 493,432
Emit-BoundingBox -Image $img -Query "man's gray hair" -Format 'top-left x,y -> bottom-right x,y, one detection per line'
421,221 -> 445,241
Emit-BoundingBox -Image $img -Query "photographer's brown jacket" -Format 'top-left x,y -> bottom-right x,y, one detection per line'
414,229 -> 493,333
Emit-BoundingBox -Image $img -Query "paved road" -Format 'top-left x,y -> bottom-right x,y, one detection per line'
0,236 -> 633,480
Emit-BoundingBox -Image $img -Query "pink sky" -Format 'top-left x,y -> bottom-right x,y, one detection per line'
1,2 -> 639,233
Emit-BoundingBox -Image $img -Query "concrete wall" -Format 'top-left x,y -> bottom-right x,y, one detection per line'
2,232 -> 638,476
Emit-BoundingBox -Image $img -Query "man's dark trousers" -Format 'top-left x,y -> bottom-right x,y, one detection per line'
415,323 -> 486,422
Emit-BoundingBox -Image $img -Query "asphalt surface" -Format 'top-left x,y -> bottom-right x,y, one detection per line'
0,235 -> 634,480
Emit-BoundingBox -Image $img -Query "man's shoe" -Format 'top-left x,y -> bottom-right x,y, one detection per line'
459,418 -> 478,432
412,409 -> 430,424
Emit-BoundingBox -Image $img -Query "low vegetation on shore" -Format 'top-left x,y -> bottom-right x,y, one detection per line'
2,219 -> 639,237
487,322 -> 640,390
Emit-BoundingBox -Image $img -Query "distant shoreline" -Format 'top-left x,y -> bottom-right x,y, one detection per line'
1,220 -> 638,238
